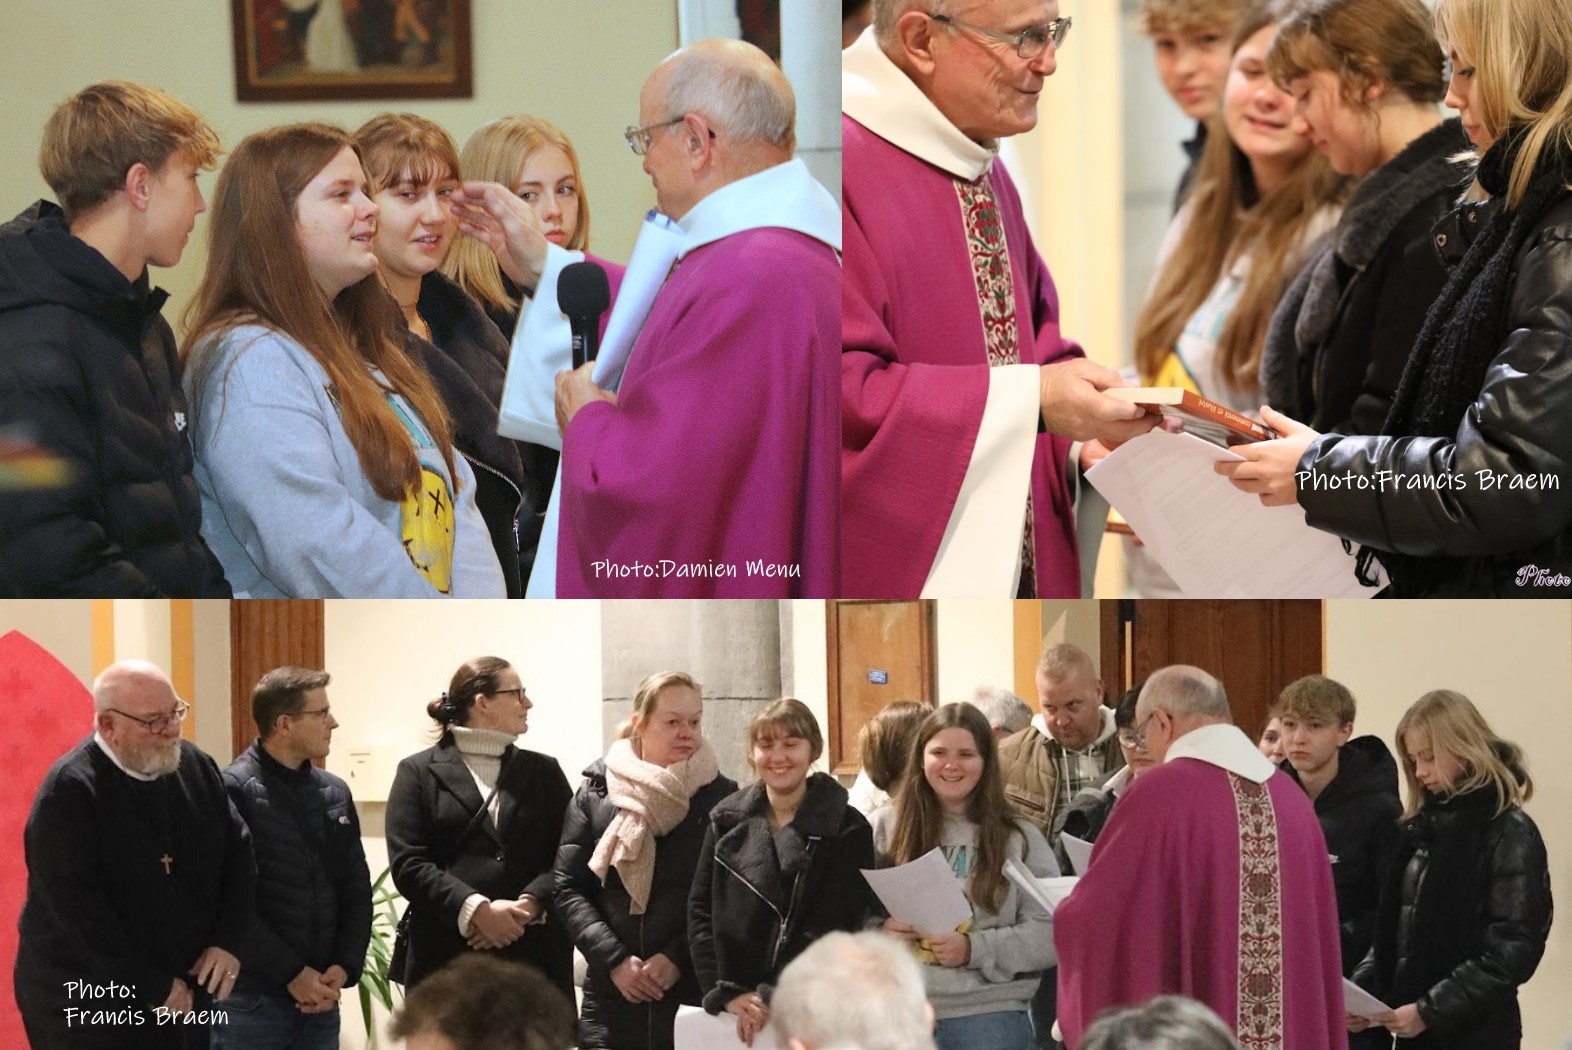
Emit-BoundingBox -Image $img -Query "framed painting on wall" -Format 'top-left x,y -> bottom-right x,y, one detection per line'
230,0 -> 473,102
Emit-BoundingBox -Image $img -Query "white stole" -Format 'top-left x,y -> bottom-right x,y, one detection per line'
506,161 -> 840,597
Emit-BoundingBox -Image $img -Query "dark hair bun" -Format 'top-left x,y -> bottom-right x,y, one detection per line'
427,695 -> 453,724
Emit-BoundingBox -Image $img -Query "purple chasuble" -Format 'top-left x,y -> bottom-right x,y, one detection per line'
1054,758 -> 1344,1049
843,114 -> 1081,598
556,227 -> 839,597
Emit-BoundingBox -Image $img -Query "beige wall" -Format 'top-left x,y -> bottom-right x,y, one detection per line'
0,600 -> 93,684
1324,600 -> 1572,1049
0,0 -> 681,333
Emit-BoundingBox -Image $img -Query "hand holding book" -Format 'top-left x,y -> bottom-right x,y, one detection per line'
1214,406 -> 1321,507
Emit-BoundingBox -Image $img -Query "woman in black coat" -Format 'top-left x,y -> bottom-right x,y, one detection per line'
1222,0 -> 1572,596
689,700 -> 875,1046
554,672 -> 738,1050
386,656 -> 573,993
352,114 -> 532,596
1349,691 -> 1550,1048
1260,0 -> 1466,437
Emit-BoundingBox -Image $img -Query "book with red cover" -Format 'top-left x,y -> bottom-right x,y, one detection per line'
1107,387 -> 1276,445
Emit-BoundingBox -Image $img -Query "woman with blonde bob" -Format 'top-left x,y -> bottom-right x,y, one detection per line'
353,112 -> 530,596
440,114 -> 625,573
1347,691 -> 1550,1046
1223,0 -> 1572,596
554,672 -> 737,1050
872,703 -> 1056,1050
1260,0 -> 1465,437
442,114 -> 604,338
183,122 -> 503,597
689,699 -> 874,1047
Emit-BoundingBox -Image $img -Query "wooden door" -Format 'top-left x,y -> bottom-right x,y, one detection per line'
230,600 -> 325,760
826,600 -> 936,774
1100,600 -> 1322,738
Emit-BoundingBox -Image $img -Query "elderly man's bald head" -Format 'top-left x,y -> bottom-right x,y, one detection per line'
647,39 -> 796,152
93,659 -> 177,714
93,660 -> 184,777
1138,665 -> 1230,721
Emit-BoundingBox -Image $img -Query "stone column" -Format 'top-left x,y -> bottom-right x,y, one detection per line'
600,600 -> 784,782
781,0 -> 841,202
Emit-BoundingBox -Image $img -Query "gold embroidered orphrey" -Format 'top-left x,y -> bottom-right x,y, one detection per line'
1231,773 -> 1285,1050
955,173 -> 1036,595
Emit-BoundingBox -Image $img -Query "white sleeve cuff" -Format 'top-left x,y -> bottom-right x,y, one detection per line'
458,893 -> 488,936
921,364 -> 1040,597
498,242 -> 583,448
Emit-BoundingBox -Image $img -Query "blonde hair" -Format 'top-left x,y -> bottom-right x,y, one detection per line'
1435,0 -> 1572,207
39,81 -> 221,221
1134,5 -> 1353,390
352,112 -> 462,196
1394,690 -> 1532,818
441,115 -> 591,318
619,671 -> 702,739
1038,641 -> 1098,684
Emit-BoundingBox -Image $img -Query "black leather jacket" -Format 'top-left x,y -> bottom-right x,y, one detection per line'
1297,193 -> 1572,595
1354,799 -> 1551,1048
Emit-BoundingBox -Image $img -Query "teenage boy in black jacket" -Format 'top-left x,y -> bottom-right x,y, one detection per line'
218,668 -> 372,1050
1277,674 -> 1402,1050
0,81 -> 229,597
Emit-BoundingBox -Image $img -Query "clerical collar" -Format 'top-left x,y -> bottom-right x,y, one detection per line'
677,159 -> 842,258
1164,723 -> 1277,784
93,731 -> 159,782
841,26 -> 999,182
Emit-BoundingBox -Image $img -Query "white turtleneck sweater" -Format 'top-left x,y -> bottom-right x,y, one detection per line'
450,725 -> 520,935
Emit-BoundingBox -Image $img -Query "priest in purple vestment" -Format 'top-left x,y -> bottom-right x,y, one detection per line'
1054,665 -> 1345,1050
842,1 -> 1157,599
460,40 -> 839,598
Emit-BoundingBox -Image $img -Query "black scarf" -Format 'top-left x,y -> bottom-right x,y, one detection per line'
1356,129 -> 1572,593
1375,787 -> 1499,1005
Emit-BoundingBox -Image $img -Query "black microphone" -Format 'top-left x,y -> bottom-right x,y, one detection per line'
558,261 -> 612,370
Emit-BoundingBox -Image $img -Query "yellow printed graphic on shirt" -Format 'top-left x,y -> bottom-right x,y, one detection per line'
401,467 -> 454,594
1151,349 -> 1201,395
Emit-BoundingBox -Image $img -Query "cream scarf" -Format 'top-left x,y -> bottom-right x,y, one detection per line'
589,737 -> 720,914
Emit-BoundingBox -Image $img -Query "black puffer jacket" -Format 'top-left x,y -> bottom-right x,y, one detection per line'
1281,735 -> 1401,975
688,773 -> 875,1014
0,201 -> 229,597
1354,788 -> 1551,1049
222,742 -> 373,994
554,759 -> 738,1050
1298,192 -> 1572,595
408,270 -> 528,596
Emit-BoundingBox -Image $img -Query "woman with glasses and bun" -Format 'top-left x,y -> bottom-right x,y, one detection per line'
1349,691 -> 1549,1046
386,656 -> 572,993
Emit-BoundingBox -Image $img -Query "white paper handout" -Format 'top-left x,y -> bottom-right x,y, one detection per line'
1059,833 -> 1093,876
1004,857 -> 1079,914
1085,429 -> 1384,598
674,1005 -> 780,1050
860,848 -> 972,935
1342,979 -> 1394,1020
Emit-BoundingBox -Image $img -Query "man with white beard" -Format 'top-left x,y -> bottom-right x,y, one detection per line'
14,659 -> 255,1049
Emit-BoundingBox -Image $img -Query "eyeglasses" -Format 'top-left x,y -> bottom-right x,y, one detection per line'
928,12 -> 1072,58
625,117 -> 686,156
291,706 -> 333,720
491,688 -> 527,703
106,700 -> 190,734
1117,730 -> 1147,749
1130,709 -> 1160,750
